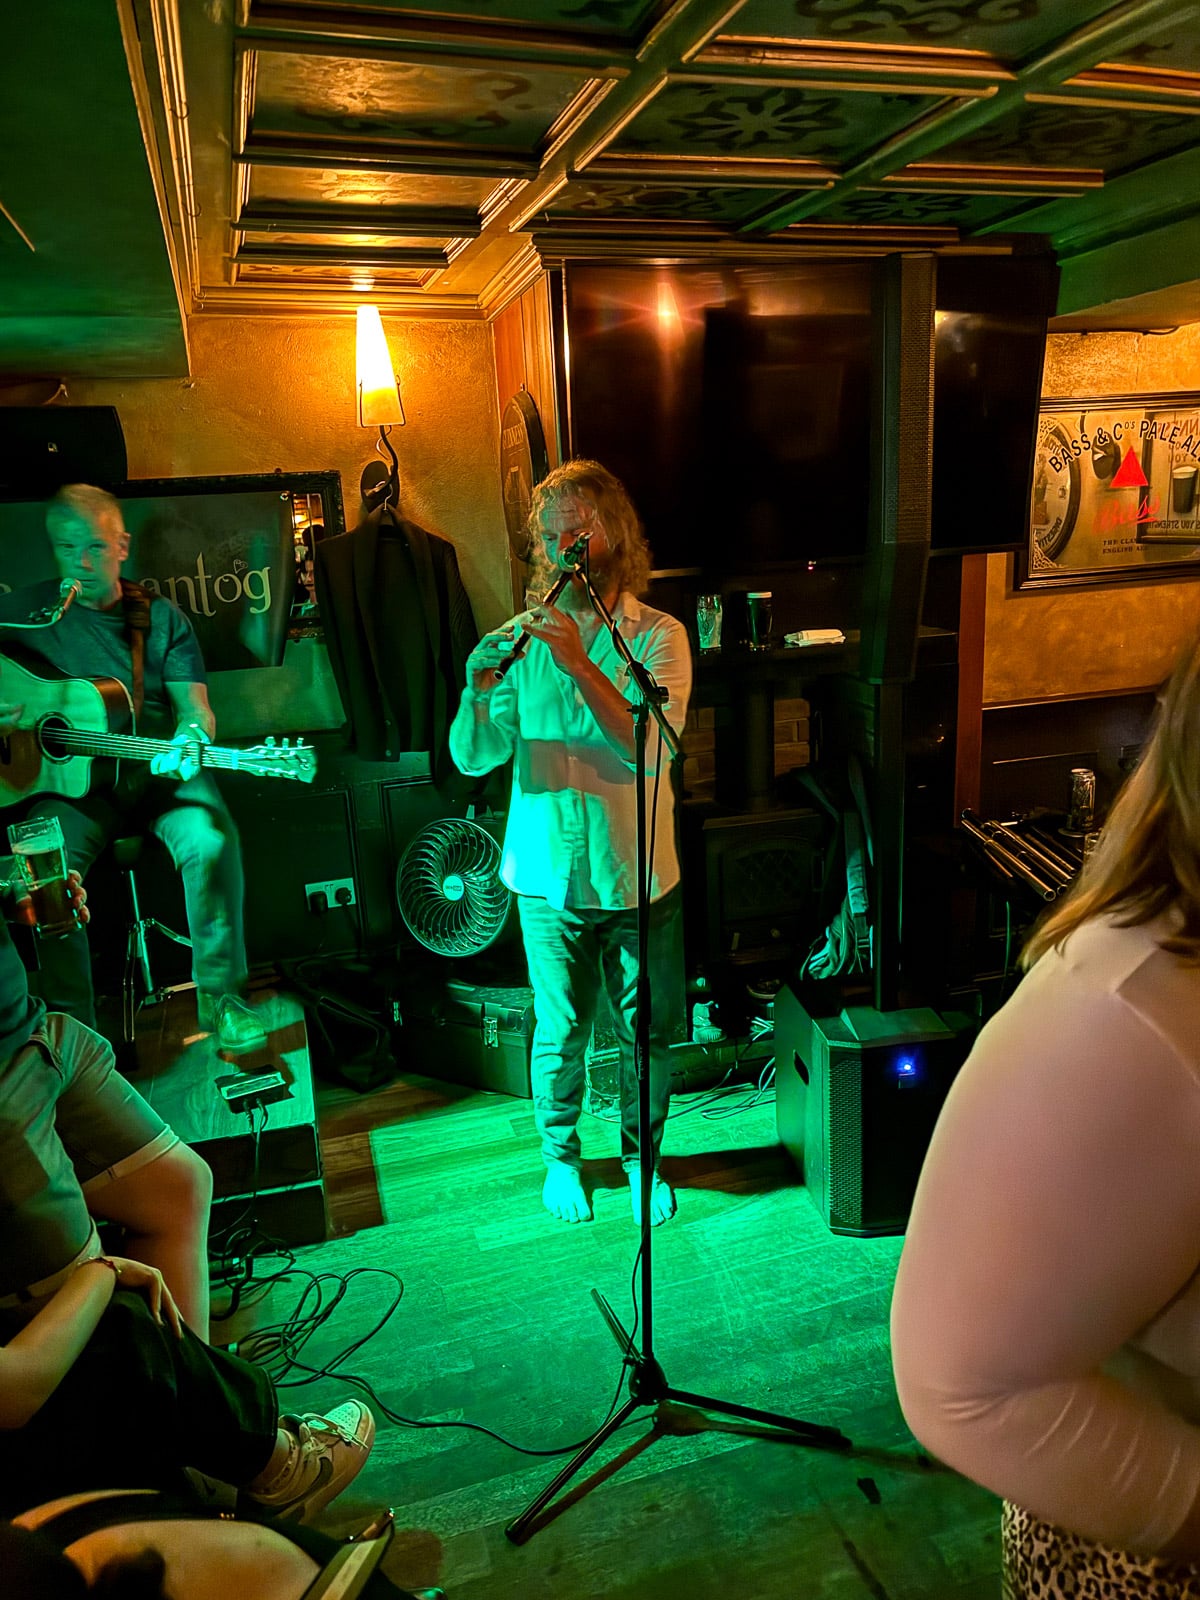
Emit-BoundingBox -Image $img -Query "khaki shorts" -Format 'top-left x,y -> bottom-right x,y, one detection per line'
0,1012 -> 177,1308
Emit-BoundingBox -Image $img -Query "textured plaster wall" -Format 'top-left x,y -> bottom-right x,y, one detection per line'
66,315 -> 508,734
983,322 -> 1200,706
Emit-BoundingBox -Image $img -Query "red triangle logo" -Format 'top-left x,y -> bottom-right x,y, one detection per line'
1111,447 -> 1148,488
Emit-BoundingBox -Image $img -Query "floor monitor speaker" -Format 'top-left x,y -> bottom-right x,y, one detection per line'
775,985 -> 973,1235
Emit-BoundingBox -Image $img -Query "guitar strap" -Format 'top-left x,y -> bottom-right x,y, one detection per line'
120,579 -> 153,723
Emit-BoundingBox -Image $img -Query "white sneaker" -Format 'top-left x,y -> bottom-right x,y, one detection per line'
248,1399 -> 375,1524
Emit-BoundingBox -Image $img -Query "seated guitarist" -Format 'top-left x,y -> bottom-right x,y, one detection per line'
0,484 -> 266,1053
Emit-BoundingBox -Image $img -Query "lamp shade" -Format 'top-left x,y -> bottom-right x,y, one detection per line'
356,305 -> 404,428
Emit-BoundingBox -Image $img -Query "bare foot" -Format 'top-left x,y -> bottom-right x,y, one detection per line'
543,1164 -> 592,1223
628,1166 -> 676,1226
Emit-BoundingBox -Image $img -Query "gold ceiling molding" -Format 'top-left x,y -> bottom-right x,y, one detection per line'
583,152 -> 837,185
479,239 -> 545,320
883,163 -> 1104,195
235,201 -> 485,236
693,39 -> 1011,86
241,0 -> 640,71
123,0 -> 200,317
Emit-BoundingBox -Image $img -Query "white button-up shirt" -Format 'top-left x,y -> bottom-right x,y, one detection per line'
449,594 -> 692,910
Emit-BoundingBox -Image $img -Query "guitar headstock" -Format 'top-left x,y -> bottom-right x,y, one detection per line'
239,738 -> 318,784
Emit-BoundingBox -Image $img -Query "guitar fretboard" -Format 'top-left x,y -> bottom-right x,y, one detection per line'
49,727 -> 255,773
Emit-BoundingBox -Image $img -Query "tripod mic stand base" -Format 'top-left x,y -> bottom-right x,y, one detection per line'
504,1291 -> 851,1545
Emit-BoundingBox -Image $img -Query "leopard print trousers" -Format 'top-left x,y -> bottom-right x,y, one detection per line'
1002,1501 -> 1200,1598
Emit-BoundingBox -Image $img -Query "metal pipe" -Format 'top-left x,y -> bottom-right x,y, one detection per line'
986,823 -> 1075,887
1027,827 -> 1084,874
961,812 -> 1057,901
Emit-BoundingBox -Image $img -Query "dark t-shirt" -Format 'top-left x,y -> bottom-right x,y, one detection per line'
0,917 -> 44,1066
0,582 -> 207,736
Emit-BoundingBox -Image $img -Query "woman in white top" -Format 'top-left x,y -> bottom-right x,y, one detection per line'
892,633 -> 1200,1598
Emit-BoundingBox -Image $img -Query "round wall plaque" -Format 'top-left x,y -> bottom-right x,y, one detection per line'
500,388 -> 550,563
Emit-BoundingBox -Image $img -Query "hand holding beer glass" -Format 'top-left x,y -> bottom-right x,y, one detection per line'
7,817 -> 83,937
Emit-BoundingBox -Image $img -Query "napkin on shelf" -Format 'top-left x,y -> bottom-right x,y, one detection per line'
783,628 -> 846,647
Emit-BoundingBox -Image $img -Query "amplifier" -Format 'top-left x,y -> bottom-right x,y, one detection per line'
775,986 -> 974,1236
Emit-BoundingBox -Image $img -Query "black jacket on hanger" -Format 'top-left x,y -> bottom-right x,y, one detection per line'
314,506 -> 479,791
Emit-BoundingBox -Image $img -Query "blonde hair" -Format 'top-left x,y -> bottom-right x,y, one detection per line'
526,459 -> 653,597
1022,635 -> 1200,969
45,483 -> 123,540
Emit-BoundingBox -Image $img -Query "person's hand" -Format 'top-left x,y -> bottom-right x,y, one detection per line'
89,1256 -> 183,1337
14,869 -> 88,929
521,603 -> 587,678
151,724 -> 211,782
0,701 -> 24,736
465,622 -> 520,694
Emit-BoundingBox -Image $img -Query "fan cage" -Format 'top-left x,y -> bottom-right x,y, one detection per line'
396,818 -> 511,957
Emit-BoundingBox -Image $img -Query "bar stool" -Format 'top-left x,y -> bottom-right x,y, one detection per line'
112,835 -> 192,1045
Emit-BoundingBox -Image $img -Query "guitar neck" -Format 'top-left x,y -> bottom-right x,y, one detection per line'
51,726 -> 250,773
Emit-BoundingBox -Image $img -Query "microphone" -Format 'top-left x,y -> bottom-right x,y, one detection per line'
49,580 -> 82,624
556,529 -> 592,570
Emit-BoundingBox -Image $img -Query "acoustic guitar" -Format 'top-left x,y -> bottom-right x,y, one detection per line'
0,652 -> 317,804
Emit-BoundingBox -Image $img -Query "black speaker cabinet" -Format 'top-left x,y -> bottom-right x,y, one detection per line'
0,406 -> 128,496
775,985 -> 973,1236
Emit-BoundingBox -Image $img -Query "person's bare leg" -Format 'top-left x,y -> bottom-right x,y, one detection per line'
88,1143 -> 213,1340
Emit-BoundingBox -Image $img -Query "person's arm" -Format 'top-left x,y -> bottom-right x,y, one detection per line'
0,1256 -> 181,1429
150,682 -> 216,782
892,976 -> 1200,1557
449,625 -> 521,776
520,608 -> 691,767
166,681 -> 216,743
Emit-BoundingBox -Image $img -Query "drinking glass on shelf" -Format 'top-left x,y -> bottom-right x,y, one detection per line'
695,594 -> 723,653
746,591 -> 774,651
7,816 -> 78,937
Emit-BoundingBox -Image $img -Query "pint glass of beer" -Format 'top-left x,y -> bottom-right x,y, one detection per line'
7,817 -> 77,937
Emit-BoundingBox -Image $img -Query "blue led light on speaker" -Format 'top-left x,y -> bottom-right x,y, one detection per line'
895,1056 -> 917,1078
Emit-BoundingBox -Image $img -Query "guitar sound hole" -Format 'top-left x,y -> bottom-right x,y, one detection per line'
38,716 -> 70,762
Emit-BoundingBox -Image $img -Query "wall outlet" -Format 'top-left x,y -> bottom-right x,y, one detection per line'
305,877 -> 356,910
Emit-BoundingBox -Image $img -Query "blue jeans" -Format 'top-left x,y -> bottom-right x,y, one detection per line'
29,772 -> 247,1029
518,888 -> 681,1171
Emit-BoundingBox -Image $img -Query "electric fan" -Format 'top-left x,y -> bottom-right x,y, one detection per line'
395,817 -> 512,957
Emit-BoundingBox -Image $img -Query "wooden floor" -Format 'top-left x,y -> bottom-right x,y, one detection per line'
218,1066 -> 1001,1600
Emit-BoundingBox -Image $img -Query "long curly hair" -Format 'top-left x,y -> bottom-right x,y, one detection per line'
1022,633 -> 1200,969
525,459 -> 653,598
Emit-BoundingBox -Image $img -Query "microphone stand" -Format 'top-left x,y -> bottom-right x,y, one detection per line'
504,562 -> 851,1545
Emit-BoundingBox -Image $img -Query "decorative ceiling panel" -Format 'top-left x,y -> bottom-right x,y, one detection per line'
1111,25 -> 1200,75
813,189 -> 1024,228
250,49 -> 592,152
727,0 -> 1089,59
544,181 -> 794,221
245,167 -> 499,210
936,101 -> 1200,175
252,0 -> 665,37
613,82 -> 944,157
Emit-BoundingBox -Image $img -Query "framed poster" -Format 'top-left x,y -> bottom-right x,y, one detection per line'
1018,392 -> 1200,588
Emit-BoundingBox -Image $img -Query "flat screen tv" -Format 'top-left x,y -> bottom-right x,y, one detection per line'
561,255 -> 1056,576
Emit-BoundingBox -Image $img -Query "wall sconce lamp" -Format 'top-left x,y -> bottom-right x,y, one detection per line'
356,304 -> 405,510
